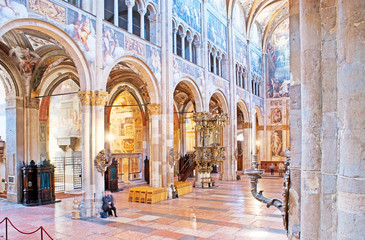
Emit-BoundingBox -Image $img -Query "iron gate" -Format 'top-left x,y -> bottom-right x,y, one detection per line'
52,152 -> 82,193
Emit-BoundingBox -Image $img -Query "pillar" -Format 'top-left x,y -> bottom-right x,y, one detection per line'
194,40 -> 201,65
5,97 -> 24,203
147,104 -> 161,188
114,0 -> 118,26
337,0 -> 365,238
300,0 -> 322,239
212,52 -> 217,75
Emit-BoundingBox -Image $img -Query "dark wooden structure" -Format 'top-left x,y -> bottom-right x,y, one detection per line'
22,160 -> 55,206
105,158 -> 118,192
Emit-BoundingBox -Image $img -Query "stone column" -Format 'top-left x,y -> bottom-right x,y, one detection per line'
194,40 -> 201,65
187,35 -> 193,62
139,9 -> 146,39
217,56 -> 222,77
26,99 -> 40,163
288,0 -> 301,238
5,97 -> 24,203
114,0 -> 118,26
207,49 -> 212,72
299,0 -> 322,239
92,91 -> 109,209
78,91 -> 92,217
212,52 -> 217,75
147,104 -> 161,188
173,28 -> 177,54
180,32 -> 186,59
337,0 -> 365,239
126,0 -> 135,33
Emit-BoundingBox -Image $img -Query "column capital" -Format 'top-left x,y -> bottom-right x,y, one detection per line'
193,39 -> 201,47
26,98 -> 40,109
147,104 -> 161,115
125,0 -> 135,8
78,91 -> 109,106
138,8 -> 146,15
179,32 -> 186,39
187,35 -> 194,43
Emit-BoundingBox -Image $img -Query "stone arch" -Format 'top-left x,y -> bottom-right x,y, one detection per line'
237,100 -> 249,121
0,56 -> 23,97
104,56 -> 160,104
0,19 -> 92,90
173,77 -> 204,112
209,90 -> 229,114
254,106 -> 263,126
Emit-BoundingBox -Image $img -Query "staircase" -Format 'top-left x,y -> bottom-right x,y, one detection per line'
178,153 -> 197,181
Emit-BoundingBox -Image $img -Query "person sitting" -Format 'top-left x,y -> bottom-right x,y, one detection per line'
102,191 -> 117,217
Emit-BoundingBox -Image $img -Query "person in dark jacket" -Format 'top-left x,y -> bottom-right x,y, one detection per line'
102,191 -> 117,217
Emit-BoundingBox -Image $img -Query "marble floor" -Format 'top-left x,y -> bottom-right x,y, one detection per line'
0,174 -> 287,240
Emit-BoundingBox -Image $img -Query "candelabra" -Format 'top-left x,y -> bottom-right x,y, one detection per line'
244,149 -> 291,234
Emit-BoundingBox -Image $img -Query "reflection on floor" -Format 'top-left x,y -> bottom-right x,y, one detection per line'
0,174 -> 287,240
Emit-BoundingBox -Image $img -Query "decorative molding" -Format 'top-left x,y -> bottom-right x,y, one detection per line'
147,104 -> 161,115
94,149 -> 112,176
78,91 -> 109,106
27,98 -> 40,109
78,91 -> 92,106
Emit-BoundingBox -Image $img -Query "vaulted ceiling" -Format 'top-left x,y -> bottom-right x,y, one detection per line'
227,0 -> 289,49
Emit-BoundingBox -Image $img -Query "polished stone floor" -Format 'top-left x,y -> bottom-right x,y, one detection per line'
0,174 -> 287,240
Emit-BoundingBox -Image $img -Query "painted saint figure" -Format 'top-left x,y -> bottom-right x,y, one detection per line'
271,131 -> 282,156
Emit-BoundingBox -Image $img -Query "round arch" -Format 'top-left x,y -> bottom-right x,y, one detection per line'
104,56 -> 160,104
254,106 -> 264,126
209,90 -> 229,115
0,50 -> 24,97
173,77 -> 204,112
0,19 -> 92,90
237,100 -> 249,121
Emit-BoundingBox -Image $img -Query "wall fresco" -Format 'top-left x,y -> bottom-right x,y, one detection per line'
208,0 -> 227,18
102,25 -> 125,67
172,0 -> 201,32
146,45 -> 161,82
173,56 -> 204,90
208,73 -> 229,97
207,11 -> 227,51
235,36 -> 247,67
125,36 -> 145,57
0,0 -> 28,26
29,0 -> 66,24
65,9 -> 96,62
267,19 -> 290,98
250,49 -> 262,76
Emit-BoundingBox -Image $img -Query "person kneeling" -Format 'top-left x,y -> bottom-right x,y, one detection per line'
102,191 -> 117,217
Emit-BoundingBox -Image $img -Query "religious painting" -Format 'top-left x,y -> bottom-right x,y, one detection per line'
29,0 -> 66,24
267,19 -> 290,98
146,45 -> 161,81
102,24 -> 125,67
0,0 -> 28,26
271,130 -> 282,157
232,2 -> 245,37
208,0 -> 227,18
125,125 -> 134,136
207,11 -> 227,51
123,139 -> 134,152
250,50 -> 262,76
125,36 -> 145,57
271,108 -> 282,124
65,10 -> 96,62
172,0 -> 201,32
235,36 -> 247,67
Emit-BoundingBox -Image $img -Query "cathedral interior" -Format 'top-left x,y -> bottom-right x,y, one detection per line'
0,0 -> 364,239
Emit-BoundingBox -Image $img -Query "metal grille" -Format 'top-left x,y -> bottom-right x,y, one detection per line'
52,152 -> 82,193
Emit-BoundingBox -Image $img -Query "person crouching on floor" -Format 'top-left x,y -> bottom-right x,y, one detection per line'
102,190 -> 118,217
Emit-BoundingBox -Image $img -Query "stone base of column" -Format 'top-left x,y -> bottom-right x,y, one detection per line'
80,198 -> 102,218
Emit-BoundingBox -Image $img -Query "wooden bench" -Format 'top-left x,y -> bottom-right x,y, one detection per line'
201,177 -> 215,188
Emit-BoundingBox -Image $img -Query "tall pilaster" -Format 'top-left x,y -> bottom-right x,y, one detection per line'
147,104 -> 162,188
300,0 -> 322,239
337,0 -> 365,239
139,9 -> 146,39
5,97 -> 24,203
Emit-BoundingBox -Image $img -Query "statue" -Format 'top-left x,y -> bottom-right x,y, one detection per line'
271,131 -> 282,156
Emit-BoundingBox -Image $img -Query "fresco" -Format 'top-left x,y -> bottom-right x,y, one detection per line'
173,56 -> 204,89
29,0 -> 66,24
102,25 -> 125,67
232,2 -> 245,36
109,91 -> 143,154
235,36 -> 247,66
207,11 -> 227,51
65,10 -> 96,62
208,0 -> 227,18
0,0 -> 28,26
267,19 -> 290,98
208,73 -> 229,97
146,45 -> 161,82
48,79 -> 81,158
172,0 -> 201,32
271,108 -> 282,124
250,49 -> 262,76
250,23 -> 261,49
151,0 -> 159,6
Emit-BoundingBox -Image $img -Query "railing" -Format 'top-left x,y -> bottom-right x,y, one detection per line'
0,217 -> 53,240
